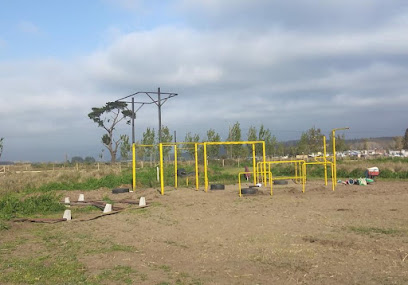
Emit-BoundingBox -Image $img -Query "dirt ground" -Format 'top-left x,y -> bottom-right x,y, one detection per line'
1,180 -> 408,284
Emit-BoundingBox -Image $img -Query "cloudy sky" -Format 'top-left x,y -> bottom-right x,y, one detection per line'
1,0 -> 407,162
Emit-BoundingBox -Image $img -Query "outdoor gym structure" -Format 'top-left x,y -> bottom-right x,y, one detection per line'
131,128 -> 348,196
132,140 -> 266,195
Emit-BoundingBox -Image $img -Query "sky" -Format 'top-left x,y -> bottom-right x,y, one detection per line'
1,0 -> 408,162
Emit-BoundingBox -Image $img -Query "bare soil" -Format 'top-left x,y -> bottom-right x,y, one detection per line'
1,180 -> 408,284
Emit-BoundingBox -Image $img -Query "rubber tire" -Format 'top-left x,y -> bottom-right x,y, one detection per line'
112,188 -> 130,194
177,168 -> 187,177
249,185 -> 259,188
273,180 -> 288,185
210,184 -> 225,190
241,188 -> 258,195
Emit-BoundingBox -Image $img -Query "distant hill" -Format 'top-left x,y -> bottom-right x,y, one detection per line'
282,137 -> 396,150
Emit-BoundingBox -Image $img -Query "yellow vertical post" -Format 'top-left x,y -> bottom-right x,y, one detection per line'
302,162 -> 306,193
252,143 -> 257,184
132,143 -> 136,191
331,162 -> 335,191
195,143 -> 199,190
238,173 -> 242,197
270,171 -> 273,196
174,145 -> 178,189
204,142 -> 208,192
159,143 -> 164,195
323,136 -> 328,186
262,141 -> 267,185
295,162 -> 298,182
332,130 -> 336,187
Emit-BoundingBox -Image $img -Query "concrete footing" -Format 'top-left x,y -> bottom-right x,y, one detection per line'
63,210 -> 72,221
103,203 -> 112,213
139,197 -> 146,207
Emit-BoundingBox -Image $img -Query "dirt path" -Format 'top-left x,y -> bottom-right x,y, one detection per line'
1,180 -> 408,284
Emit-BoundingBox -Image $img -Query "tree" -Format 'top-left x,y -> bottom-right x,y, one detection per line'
329,133 -> 348,152
393,136 -> 403,151
184,132 -> 200,159
88,102 -> 134,163
297,127 -> 323,155
403,128 -> 408,149
71,156 -> 84,163
141,128 -> 155,164
0,137 -> 4,161
247,126 -> 257,154
206,129 -> 221,158
84,156 -> 96,163
160,126 -> 173,160
276,142 -> 285,156
258,125 -> 277,157
227,122 -> 244,158
119,134 -> 131,161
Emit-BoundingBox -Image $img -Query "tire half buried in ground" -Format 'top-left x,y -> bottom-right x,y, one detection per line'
241,188 -> 258,195
112,188 -> 130,194
273,180 -> 288,185
210,184 -> 225,190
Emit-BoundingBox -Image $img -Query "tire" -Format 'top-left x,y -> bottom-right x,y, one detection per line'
112,188 -> 130,194
241,188 -> 258,195
273,180 -> 288,185
177,168 -> 187,177
210,184 -> 225,190
249,185 -> 259,188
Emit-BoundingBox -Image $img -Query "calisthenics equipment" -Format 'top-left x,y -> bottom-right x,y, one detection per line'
202,141 -> 266,192
238,171 -> 273,197
257,160 -> 306,192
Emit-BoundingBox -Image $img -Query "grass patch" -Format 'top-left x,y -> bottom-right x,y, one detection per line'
102,195 -> 114,205
0,193 -> 65,220
91,265 -> 143,284
85,242 -> 138,255
349,226 -> 401,236
0,255 -> 87,285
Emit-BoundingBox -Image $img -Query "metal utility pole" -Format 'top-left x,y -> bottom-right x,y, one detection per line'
114,88 -> 178,144
158,87 -> 162,143
131,97 -> 135,144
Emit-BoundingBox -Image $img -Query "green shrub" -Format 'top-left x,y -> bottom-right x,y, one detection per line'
0,193 -> 65,220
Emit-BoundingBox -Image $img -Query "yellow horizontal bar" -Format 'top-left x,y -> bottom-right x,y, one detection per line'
206,141 -> 264,145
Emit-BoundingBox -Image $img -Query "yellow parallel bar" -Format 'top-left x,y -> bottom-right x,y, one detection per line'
332,130 -> 336,187
159,143 -> 164,195
252,143 -> 256,184
195,143 -> 199,190
174,145 -> 178,189
238,171 -> 273,197
203,142 -> 208,192
132,143 -> 136,191
323,136 -> 328,186
262,142 -> 266,185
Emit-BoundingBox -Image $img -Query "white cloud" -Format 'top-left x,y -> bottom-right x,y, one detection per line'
18,20 -> 40,34
2,1 -> 408,161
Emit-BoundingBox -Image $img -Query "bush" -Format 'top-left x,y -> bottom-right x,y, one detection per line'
0,193 -> 65,220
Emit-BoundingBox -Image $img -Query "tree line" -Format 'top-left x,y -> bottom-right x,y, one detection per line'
87,102 -> 408,162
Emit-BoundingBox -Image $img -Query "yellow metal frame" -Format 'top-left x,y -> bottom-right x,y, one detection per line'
303,161 -> 335,191
132,143 -> 155,191
257,160 -> 306,193
160,142 -> 203,193
132,142 -> 202,195
238,171 -> 273,197
331,127 -> 349,187
203,141 -> 266,192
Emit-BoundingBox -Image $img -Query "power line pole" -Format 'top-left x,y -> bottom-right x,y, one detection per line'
158,87 -> 162,143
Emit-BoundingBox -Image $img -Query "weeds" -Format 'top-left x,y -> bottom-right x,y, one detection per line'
349,226 -> 401,236
0,193 -> 65,220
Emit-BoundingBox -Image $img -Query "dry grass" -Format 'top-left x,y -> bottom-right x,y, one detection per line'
338,160 -> 408,172
0,166 -> 127,194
